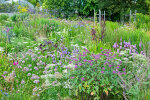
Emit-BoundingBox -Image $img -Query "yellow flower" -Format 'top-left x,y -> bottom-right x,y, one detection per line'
18,5 -> 21,9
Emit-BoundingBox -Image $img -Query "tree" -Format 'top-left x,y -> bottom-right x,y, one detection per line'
145,0 -> 150,14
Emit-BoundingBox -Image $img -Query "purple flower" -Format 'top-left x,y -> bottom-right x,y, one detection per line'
71,77 -> 74,79
139,42 -> 142,48
122,68 -> 126,71
37,63 -> 40,66
113,43 -> 119,48
27,73 -> 31,76
88,60 -> 93,63
123,72 -> 126,75
6,28 -> 10,33
34,80 -> 39,84
28,64 -> 32,67
101,71 -> 104,74
43,71 -> 48,74
1,75 -> 6,78
23,67 -> 29,72
90,63 -> 93,66
84,48 -> 89,52
79,57 -> 81,60
148,75 -> 150,79
102,67 -> 105,70
81,77 -> 85,81
33,87 -> 38,91
132,45 -> 136,49
31,74 -> 40,80
3,71 -> 8,75
83,52 -> 86,55
118,72 -> 122,75
34,67 -> 39,71
112,71 -> 116,74
108,65 -> 112,67
21,80 -> 25,84
94,55 -> 100,59
83,59 -> 87,62
69,61 -> 72,64
132,49 -> 136,53
75,65 -> 78,69
129,49 -> 132,55
120,42 -> 122,46
79,63 -> 82,66
62,51 -> 67,55
22,61 -> 25,63
32,58 -> 36,61
120,46 -> 122,49
72,58 -> 78,61
117,49 -> 120,53
117,66 -> 120,69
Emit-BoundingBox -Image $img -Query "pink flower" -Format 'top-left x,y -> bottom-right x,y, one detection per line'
81,77 -> 85,81
122,68 -> 126,71
83,59 -> 87,62
71,77 -> 74,79
101,71 -> 104,74
6,28 -> 10,33
75,65 -> 78,69
112,71 -> 116,74
84,48 -> 89,52
108,65 -> 112,67
13,62 -> 18,66
79,63 -> 82,66
83,52 -> 86,55
102,67 -> 105,70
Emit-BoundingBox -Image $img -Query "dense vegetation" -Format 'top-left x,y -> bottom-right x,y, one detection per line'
0,1 -> 150,100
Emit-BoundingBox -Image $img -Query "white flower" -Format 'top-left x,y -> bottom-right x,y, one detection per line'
45,64 -> 56,69
64,64 -> 75,70
63,69 -> 67,73
41,74 -> 54,79
0,47 -> 4,52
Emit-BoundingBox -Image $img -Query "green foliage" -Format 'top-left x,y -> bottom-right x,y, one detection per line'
0,14 -> 9,24
132,13 -> 150,30
0,14 -> 9,21
145,0 -> 150,14
0,3 -> 16,13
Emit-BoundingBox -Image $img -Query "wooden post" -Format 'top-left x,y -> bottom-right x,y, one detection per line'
134,10 -> 137,22
99,9 -> 101,26
129,10 -> 131,25
94,9 -> 95,26
104,11 -> 105,21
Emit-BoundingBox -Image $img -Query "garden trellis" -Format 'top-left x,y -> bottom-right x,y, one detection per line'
124,10 -> 137,25
94,9 -> 105,26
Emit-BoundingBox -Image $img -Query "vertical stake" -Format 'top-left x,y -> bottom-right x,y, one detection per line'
134,10 -> 137,22
99,9 -> 101,26
104,11 -> 105,21
94,9 -> 95,26
129,10 -> 131,25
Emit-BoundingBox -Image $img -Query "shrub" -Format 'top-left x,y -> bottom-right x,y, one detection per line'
67,41 -> 149,99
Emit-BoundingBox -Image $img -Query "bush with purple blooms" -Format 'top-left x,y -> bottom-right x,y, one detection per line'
67,44 -> 149,99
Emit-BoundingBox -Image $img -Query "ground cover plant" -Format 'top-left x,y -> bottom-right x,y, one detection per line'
0,5 -> 150,100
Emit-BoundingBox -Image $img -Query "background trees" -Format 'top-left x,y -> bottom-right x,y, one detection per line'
29,0 -> 149,20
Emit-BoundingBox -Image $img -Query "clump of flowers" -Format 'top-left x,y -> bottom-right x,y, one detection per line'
67,43 -> 149,99
67,48 -> 126,99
